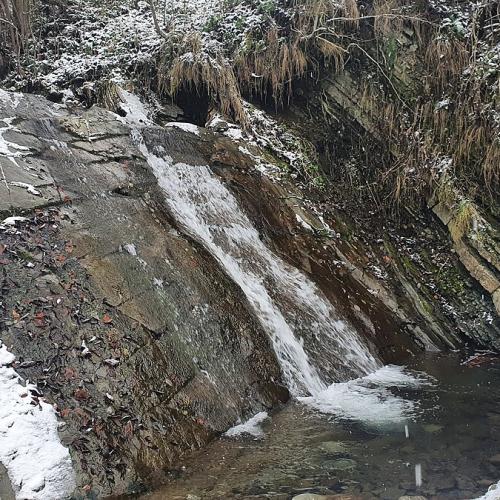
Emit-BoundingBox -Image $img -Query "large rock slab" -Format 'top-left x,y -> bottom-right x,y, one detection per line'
0,93 -> 287,496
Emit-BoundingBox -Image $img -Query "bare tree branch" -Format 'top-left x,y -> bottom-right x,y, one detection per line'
146,0 -> 169,41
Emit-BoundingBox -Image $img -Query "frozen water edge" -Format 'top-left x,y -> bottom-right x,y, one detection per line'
300,365 -> 434,425
225,412 -> 269,439
0,342 -> 75,499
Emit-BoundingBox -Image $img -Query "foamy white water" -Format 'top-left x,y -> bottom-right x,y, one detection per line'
120,90 -> 379,397
474,480 -> 500,499
301,365 -> 433,424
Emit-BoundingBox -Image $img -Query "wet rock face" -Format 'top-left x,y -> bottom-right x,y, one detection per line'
209,138 -> 499,357
0,94 -> 286,496
1,88 -> 498,496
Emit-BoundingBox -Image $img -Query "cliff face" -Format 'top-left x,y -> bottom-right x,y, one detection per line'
0,83 -> 498,495
0,1 -> 499,496
285,39 -> 500,320
0,92 -> 288,496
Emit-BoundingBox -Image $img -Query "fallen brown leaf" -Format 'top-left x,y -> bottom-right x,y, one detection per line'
102,313 -> 113,324
123,421 -> 133,438
74,388 -> 90,401
64,367 -> 77,380
34,311 -> 47,327
60,408 -> 72,418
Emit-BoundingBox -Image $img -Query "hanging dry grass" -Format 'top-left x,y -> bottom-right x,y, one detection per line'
373,0 -> 402,37
96,79 -> 121,112
483,140 -> 500,187
424,37 -> 469,93
164,35 -> 246,124
235,26 -> 309,103
449,199 -> 478,241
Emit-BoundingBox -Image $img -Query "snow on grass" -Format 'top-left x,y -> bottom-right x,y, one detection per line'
17,0 -> 223,94
0,342 -> 75,499
225,411 -> 269,438
37,2 -> 160,92
7,0 -> 277,99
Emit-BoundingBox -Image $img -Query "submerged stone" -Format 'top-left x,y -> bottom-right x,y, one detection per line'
330,459 -> 357,471
423,424 -> 444,434
319,441 -> 349,455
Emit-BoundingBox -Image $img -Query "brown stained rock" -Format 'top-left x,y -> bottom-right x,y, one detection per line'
0,92 -> 287,497
454,240 -> 500,294
431,201 -> 454,226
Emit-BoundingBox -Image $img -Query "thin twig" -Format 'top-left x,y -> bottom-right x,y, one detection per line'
347,42 -> 411,111
326,13 -> 439,27
0,17 -> 18,29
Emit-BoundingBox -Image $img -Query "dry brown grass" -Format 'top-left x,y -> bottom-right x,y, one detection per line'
163,34 -> 246,124
373,0 -> 402,37
149,0 -> 498,211
157,0 -> 353,120
235,27 -> 309,103
424,37 -> 469,93
96,79 -> 121,112
483,140 -> 500,187
449,199 -> 478,241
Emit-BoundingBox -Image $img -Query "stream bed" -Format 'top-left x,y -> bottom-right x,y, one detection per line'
139,353 -> 500,500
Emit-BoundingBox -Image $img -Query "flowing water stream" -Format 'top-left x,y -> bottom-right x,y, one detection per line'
120,94 -> 500,499
140,156 -> 380,395
139,354 -> 500,500
123,91 -> 380,396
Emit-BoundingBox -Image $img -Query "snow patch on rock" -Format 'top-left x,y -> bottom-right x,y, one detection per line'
0,342 -> 76,499
225,411 -> 269,438
123,243 -> 138,256
165,122 -> 200,136
474,480 -> 500,499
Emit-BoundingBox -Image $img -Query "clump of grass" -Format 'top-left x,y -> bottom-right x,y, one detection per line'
235,27 -> 309,104
424,37 -> 469,94
449,199 -> 478,241
161,34 -> 246,124
96,79 -> 121,112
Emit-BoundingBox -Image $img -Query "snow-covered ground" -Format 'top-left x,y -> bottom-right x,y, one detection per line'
0,342 -> 75,499
9,0 -> 276,98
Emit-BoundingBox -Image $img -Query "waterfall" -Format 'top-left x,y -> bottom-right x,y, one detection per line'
121,91 -> 380,397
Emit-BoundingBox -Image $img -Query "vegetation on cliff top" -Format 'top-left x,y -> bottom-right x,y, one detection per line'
0,0 -> 498,214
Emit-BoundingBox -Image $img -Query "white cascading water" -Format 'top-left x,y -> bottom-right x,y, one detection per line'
144,156 -> 381,396
119,90 -> 381,397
